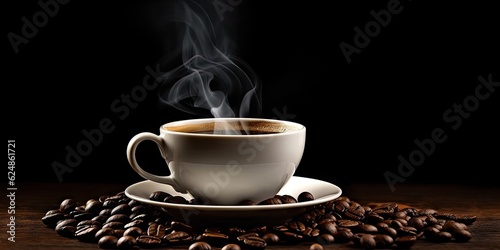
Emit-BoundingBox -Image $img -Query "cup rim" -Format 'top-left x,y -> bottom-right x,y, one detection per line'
160,117 -> 305,136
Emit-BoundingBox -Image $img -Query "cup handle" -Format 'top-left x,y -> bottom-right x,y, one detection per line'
127,132 -> 187,193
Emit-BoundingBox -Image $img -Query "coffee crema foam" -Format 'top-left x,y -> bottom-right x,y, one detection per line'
165,121 -> 301,134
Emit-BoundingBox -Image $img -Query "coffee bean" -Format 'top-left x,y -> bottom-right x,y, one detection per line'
111,204 -> 131,215
45,192 -> 478,250
60,198 -> 78,213
95,227 -> 119,240
280,194 -> 297,203
188,241 -> 212,250
98,235 -> 118,249
149,191 -> 172,202
56,225 -> 76,238
317,233 -> 335,244
298,191 -> 314,202
262,232 -> 279,244
163,231 -> 194,245
243,236 -> 267,249
75,225 -> 100,242
106,214 -> 130,224
164,195 -> 189,204
123,226 -> 143,238
221,243 -> 241,250
258,197 -> 282,205
309,243 -> 324,250
136,235 -> 162,248
374,234 -> 394,248
42,212 -> 66,228
85,199 -> 103,214
200,232 -> 229,247
117,235 -> 136,249
394,235 -> 417,248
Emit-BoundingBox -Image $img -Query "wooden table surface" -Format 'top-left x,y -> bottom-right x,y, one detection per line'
1,181 -> 499,250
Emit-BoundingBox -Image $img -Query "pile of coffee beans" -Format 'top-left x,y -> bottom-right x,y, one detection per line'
42,190 -> 476,249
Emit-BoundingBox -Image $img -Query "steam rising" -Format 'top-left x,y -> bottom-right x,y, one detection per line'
157,0 -> 261,119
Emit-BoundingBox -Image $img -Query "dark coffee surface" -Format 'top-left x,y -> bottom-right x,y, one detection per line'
165,120 -> 301,134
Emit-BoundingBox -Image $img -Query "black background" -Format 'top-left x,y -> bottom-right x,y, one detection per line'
4,0 -> 499,191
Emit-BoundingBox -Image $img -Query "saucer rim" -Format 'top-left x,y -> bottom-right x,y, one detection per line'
125,176 -> 342,211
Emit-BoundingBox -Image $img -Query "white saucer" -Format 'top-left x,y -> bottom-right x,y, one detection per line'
125,176 -> 342,226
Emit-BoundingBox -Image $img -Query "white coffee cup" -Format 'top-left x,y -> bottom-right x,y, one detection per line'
127,117 -> 306,205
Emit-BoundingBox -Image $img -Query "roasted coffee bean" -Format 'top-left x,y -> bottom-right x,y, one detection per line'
57,225 -> 77,238
280,194 -> 297,203
149,191 -> 172,202
316,233 -> 335,244
102,221 -> 124,230
111,204 -> 131,215
354,233 -> 377,249
92,215 -> 109,224
102,199 -> 119,209
335,230 -> 354,243
200,232 -> 229,246
288,221 -> 306,232
394,235 -> 417,248
42,212 -> 66,228
188,241 -> 212,250
95,227 -> 120,240
344,204 -> 365,220
99,208 -> 112,216
117,235 -> 137,249
164,195 -> 189,204
452,229 -> 472,242
60,198 -> 78,213
455,215 -> 477,225
309,243 -> 324,250
337,219 -> 360,228
221,243 -> 241,250
318,221 -> 337,235
374,234 -> 394,248
124,219 -> 147,231
74,212 -> 96,221
75,225 -> 100,242
98,235 -> 118,249
77,219 -> 102,229
258,197 -> 282,205
243,236 -> 267,249
298,191 -> 314,202
123,226 -> 143,238
85,199 -> 103,214
236,232 -> 259,242
262,232 -> 279,244
136,235 -> 162,248
163,231 -> 194,245
397,226 -> 418,237
55,218 -> 78,230
378,226 -> 398,238
354,224 -> 378,234
130,205 -> 147,214
106,214 -> 130,224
